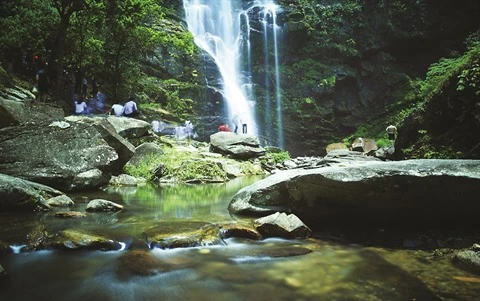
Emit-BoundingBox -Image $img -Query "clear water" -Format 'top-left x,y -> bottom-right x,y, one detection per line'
0,176 -> 479,301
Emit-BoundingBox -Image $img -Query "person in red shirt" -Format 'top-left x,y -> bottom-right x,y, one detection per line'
218,123 -> 231,132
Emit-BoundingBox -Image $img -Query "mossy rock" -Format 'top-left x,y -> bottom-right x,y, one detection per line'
49,229 -> 122,251
144,221 -> 224,249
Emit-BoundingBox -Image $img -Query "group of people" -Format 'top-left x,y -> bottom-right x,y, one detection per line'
73,91 -> 139,118
73,91 -> 107,115
218,114 -> 248,133
109,98 -> 139,117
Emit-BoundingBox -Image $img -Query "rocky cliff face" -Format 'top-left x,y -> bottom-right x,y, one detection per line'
272,0 -> 480,156
148,1 -> 479,157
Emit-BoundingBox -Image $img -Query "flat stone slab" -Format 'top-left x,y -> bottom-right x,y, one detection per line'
229,159 -> 480,227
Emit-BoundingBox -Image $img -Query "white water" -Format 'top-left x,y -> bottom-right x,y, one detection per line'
183,0 -> 283,145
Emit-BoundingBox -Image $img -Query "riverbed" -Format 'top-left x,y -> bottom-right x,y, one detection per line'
0,176 -> 478,301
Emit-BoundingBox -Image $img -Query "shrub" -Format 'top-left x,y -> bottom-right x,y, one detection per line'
123,154 -> 164,181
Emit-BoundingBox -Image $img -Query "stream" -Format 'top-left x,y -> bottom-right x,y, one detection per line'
0,176 -> 478,301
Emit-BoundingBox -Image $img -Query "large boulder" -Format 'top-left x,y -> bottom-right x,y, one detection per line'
229,159 -> 480,227
65,116 -> 136,174
0,121 -> 119,191
106,116 -> 151,139
125,142 -> 164,167
0,86 -> 64,128
210,132 -> 266,159
0,173 -> 63,212
65,115 -> 151,140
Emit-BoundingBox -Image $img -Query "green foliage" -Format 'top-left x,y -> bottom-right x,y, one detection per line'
457,60 -> 480,95
157,147 -> 227,182
0,0 -> 58,56
123,153 -> 163,181
375,138 -> 391,148
261,148 -> 291,165
421,39 -> 480,100
401,129 -> 464,159
294,0 -> 362,57
175,160 -> 226,182
239,161 -> 263,175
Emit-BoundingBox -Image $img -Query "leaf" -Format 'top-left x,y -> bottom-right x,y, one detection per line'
452,276 -> 480,283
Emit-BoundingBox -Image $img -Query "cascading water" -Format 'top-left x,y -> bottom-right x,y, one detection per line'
183,0 -> 283,147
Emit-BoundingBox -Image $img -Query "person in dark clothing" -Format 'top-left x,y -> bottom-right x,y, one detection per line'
36,64 -> 49,102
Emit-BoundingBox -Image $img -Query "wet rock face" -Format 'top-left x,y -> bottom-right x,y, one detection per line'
229,159 -> 480,228
0,173 -> 62,212
0,121 -> 118,191
0,87 -> 64,129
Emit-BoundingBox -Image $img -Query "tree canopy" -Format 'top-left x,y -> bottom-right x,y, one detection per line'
0,0 -> 195,108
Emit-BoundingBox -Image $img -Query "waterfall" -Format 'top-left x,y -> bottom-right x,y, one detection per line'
183,0 -> 283,146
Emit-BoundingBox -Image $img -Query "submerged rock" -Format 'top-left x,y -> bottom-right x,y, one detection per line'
46,195 -> 74,207
54,211 -> 87,218
85,199 -> 123,212
109,174 -> 138,186
219,223 -> 263,240
117,250 -> 174,277
50,229 -> 122,251
235,246 -> 313,259
144,221 -> 224,249
25,225 -> 48,251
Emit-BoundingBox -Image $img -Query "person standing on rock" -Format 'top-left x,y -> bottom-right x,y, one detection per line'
386,125 -> 397,141
232,114 -> 240,134
35,63 -> 49,102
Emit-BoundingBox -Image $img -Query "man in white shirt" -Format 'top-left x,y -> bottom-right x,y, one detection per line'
74,98 -> 88,115
110,104 -> 124,116
386,124 -> 397,141
123,98 -> 138,117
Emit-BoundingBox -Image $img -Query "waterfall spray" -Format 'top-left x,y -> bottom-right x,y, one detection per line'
183,0 -> 283,146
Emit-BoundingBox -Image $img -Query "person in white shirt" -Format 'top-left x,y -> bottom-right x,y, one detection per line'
110,104 -> 124,116
74,97 -> 88,115
386,124 -> 397,141
123,98 -> 138,117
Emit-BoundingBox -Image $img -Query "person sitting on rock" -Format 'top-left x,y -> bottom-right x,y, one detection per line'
74,96 -> 88,115
110,103 -> 124,117
123,97 -> 138,117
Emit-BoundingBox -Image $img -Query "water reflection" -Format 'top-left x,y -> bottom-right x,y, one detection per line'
1,176 -> 479,300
